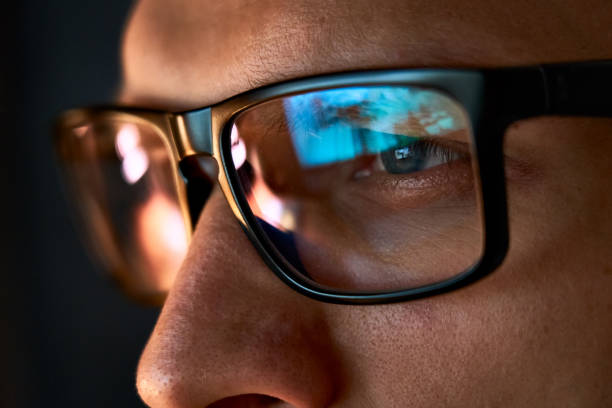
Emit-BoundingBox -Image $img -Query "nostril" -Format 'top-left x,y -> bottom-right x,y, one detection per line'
207,394 -> 292,408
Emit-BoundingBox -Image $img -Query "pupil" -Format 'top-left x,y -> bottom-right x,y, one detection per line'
381,144 -> 426,174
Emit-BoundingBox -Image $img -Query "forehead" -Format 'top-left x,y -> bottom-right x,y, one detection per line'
121,0 -> 611,110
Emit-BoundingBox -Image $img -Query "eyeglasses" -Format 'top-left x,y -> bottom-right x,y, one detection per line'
55,61 -> 612,305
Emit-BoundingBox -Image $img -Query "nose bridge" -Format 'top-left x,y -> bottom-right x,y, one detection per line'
171,108 -> 214,157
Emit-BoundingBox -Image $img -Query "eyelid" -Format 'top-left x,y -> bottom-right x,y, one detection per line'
402,138 -> 468,162
372,128 -> 474,159
368,137 -> 471,177
415,135 -> 472,158
382,131 -> 539,187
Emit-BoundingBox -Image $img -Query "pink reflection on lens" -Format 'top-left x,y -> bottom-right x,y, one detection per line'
250,178 -> 296,232
115,123 -> 150,184
136,192 -> 188,291
122,150 -> 149,184
73,125 -> 90,138
115,123 -> 139,156
231,124 -> 246,169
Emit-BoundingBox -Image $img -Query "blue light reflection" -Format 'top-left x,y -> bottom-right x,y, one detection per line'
283,86 -> 461,167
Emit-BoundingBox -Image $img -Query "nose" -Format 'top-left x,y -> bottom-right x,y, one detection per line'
136,188 -> 339,407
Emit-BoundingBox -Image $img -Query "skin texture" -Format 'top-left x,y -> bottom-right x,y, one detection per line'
120,0 -> 612,406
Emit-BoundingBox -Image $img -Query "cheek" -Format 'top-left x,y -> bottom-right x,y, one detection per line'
322,298 -> 506,405
324,269 -> 611,406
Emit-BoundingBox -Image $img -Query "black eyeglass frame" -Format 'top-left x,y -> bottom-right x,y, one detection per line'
56,60 -> 612,305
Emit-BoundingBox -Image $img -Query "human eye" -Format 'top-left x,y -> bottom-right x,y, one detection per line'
378,137 -> 467,175
341,128 -> 474,210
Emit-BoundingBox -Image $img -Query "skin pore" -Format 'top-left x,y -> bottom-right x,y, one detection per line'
121,0 -> 612,407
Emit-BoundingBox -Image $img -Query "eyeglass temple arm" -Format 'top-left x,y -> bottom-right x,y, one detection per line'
542,61 -> 612,117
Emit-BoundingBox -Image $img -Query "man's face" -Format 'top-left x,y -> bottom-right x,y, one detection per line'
121,1 -> 612,406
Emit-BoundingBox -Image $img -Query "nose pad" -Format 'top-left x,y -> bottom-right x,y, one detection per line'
179,154 -> 219,226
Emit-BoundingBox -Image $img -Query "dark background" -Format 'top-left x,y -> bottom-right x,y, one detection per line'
4,1 -> 158,407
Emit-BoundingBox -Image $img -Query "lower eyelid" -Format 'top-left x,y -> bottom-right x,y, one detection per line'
353,153 -> 539,211
344,157 -> 475,210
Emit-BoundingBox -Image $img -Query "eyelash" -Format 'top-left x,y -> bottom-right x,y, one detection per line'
369,137 -> 469,176
394,138 -> 466,162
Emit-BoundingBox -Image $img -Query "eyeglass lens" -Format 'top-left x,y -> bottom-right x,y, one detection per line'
229,86 -> 483,292
59,119 -> 189,301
